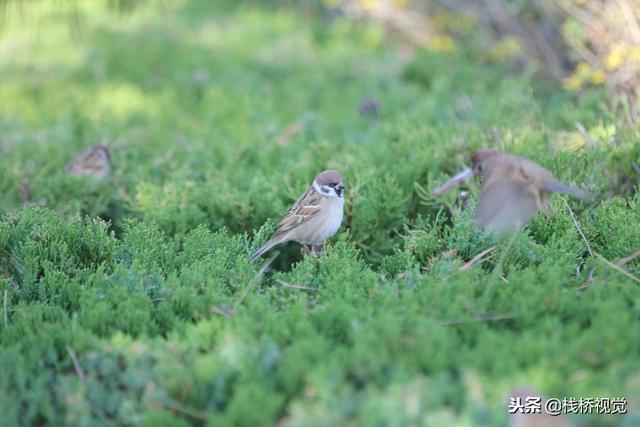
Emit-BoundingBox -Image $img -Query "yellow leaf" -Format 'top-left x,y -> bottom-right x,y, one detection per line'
605,44 -> 626,71
427,35 -> 455,52
488,36 -> 521,61
590,69 -> 606,85
629,47 -> 640,63
563,73 -> 583,90
576,62 -> 592,78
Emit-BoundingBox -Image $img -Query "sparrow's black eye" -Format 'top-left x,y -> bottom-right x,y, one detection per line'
328,183 -> 336,187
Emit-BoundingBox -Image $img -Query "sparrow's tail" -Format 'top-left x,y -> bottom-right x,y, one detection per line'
544,181 -> 590,200
250,237 -> 282,262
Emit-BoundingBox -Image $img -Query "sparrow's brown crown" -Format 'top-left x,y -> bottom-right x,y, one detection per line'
315,170 -> 343,187
471,149 -> 499,173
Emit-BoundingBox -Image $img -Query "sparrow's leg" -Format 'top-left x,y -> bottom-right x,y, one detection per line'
301,244 -> 311,257
539,193 -> 551,217
534,190 -> 551,217
529,185 -> 551,217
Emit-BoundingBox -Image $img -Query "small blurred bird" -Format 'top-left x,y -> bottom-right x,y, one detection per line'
432,150 -> 589,233
358,97 -> 380,119
65,144 -> 112,180
251,170 -> 345,261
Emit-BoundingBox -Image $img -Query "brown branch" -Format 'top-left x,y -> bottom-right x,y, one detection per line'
153,399 -> 209,422
66,346 -> 86,381
209,306 -> 234,318
576,268 -> 596,290
594,251 -> 640,285
460,246 -> 498,272
617,250 -> 640,267
440,313 -> 514,326
233,252 -> 277,311
3,290 -> 7,327
617,0 -> 640,45
553,0 -> 602,33
20,180 -> 30,204
277,279 -> 316,291
563,199 -> 593,257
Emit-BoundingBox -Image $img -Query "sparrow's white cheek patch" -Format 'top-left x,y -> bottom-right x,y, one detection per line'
314,181 -> 342,198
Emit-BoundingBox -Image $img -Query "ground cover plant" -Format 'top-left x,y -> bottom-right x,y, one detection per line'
0,1 -> 639,426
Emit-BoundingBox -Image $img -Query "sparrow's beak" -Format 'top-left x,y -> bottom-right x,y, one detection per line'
335,183 -> 344,197
431,167 -> 474,196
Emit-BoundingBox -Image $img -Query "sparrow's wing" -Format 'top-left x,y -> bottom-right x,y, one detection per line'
490,155 -> 553,187
515,157 -> 554,181
66,146 -> 111,176
512,156 -> 589,200
250,187 -> 325,261
271,187 -> 324,239
477,179 -> 538,233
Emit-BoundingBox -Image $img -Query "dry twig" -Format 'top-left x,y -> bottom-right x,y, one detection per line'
3,290 -> 8,327
209,306 -> 234,318
21,180 -> 30,204
617,250 -> 640,267
66,346 -> 86,381
460,246 -> 497,272
440,313 -> 514,326
594,251 -> 640,285
234,252 -> 277,311
576,268 -> 596,290
277,279 -> 316,291
563,198 -> 593,257
154,399 -> 209,422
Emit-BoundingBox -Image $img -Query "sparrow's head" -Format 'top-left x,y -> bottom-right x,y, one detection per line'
431,149 -> 501,196
95,144 -> 111,158
86,144 -> 111,169
470,149 -> 500,177
314,170 -> 344,198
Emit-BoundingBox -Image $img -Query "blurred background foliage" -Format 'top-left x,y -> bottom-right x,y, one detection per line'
328,0 -> 640,124
0,0 -> 639,426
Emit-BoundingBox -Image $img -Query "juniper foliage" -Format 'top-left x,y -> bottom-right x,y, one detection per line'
0,2 -> 639,426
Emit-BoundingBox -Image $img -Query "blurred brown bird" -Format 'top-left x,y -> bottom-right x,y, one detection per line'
359,97 -> 380,119
432,149 -> 589,233
65,144 -> 112,180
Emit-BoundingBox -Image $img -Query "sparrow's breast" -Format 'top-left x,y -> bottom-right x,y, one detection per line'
478,179 -> 538,232
297,197 -> 344,244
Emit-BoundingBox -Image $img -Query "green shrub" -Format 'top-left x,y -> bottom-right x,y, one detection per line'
0,1 -> 638,426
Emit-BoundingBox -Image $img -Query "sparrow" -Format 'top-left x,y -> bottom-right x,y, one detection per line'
359,97 -> 380,119
432,149 -> 589,233
65,144 -> 112,180
251,170 -> 345,261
